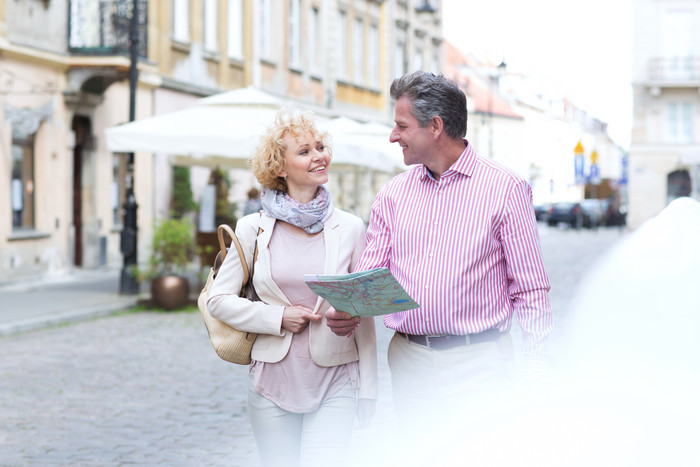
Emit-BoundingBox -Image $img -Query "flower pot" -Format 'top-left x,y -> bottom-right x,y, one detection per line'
151,276 -> 190,311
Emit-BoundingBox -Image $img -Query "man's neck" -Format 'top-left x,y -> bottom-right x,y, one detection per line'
424,138 -> 467,181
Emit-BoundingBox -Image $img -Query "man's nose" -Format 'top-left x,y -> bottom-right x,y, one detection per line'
389,127 -> 399,143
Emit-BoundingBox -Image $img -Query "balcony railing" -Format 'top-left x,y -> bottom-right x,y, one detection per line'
648,56 -> 700,82
69,0 -> 147,58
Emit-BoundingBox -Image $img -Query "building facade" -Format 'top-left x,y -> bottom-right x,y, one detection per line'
0,0 -> 443,284
629,0 -> 700,229
444,41 -> 625,209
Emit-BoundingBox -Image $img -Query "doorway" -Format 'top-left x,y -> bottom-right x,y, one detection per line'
71,116 -> 92,267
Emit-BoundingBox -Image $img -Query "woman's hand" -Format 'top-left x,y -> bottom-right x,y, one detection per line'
282,305 -> 322,334
325,308 -> 360,337
356,398 -> 376,428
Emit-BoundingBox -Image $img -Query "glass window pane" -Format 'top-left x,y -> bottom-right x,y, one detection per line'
228,0 -> 243,59
353,19 -> 364,83
369,24 -> 379,86
204,0 -> 218,52
338,11 -> 348,78
11,142 -> 34,230
260,0 -> 271,59
289,0 -> 300,67
173,0 -> 190,42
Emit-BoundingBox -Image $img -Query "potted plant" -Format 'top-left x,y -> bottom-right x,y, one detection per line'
142,217 -> 196,310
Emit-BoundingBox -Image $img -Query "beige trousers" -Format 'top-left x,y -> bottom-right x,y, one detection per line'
387,331 -> 514,425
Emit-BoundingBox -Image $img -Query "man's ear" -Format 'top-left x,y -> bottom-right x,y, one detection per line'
430,116 -> 444,138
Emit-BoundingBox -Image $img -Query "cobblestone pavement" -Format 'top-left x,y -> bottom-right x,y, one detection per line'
0,225 -> 627,467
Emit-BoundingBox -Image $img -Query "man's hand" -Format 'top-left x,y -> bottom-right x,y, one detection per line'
282,306 -> 322,334
325,308 -> 360,337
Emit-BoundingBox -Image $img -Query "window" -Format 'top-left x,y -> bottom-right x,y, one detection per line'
204,0 -> 218,52
369,24 -> 379,87
309,7 -> 320,74
414,47 -> 423,72
664,10 -> 692,80
289,0 -> 301,68
395,41 -> 406,77
353,18 -> 364,84
338,11 -> 348,79
11,139 -> 35,230
260,0 -> 271,60
112,154 -> 127,227
667,102 -> 693,143
172,0 -> 190,42
227,0 -> 243,60
431,53 -> 439,74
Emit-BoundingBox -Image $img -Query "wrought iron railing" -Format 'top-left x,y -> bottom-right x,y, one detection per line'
69,0 -> 147,58
648,56 -> 700,82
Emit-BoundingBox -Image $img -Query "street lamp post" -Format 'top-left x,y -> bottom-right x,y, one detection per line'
119,0 -> 140,295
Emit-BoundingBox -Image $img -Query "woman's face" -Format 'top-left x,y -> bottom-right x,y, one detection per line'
279,131 -> 330,201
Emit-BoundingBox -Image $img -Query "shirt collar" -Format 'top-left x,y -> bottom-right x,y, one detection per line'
419,140 -> 476,181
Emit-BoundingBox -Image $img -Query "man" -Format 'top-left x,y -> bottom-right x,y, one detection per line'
326,71 -> 552,423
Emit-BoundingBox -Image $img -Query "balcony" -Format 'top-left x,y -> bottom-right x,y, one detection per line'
68,0 -> 147,58
648,56 -> 700,84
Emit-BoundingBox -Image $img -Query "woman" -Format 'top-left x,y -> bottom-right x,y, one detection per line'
207,110 -> 377,467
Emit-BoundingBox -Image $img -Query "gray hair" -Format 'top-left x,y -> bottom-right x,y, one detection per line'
390,71 -> 467,140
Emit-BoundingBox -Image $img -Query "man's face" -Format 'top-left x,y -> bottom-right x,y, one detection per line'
389,96 -> 434,166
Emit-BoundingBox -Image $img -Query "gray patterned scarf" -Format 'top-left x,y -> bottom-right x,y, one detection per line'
261,186 -> 333,234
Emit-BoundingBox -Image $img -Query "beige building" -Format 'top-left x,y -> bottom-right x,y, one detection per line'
629,0 -> 700,229
0,0 -> 443,284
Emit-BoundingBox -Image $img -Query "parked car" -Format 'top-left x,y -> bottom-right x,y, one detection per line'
547,202 -> 587,229
580,199 -> 605,228
533,203 -> 553,222
600,199 -> 627,226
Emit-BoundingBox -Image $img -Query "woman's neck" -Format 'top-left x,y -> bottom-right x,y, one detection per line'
286,186 -> 318,204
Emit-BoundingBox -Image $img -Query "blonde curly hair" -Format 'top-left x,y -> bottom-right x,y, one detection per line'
249,109 -> 332,192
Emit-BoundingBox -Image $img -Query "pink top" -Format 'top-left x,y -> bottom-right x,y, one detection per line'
354,141 -> 552,359
251,222 -> 358,413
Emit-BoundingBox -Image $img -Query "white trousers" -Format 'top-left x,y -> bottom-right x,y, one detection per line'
388,331 -> 514,426
247,376 -> 356,467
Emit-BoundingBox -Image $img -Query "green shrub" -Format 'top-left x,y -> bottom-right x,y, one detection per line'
142,217 -> 195,278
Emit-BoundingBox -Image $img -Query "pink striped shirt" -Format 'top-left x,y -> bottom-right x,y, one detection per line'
354,141 -> 552,358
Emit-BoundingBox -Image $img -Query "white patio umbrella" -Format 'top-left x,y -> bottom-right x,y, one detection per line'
321,117 -> 408,172
105,86 -> 402,173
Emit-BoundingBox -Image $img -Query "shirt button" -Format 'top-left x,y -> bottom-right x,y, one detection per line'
433,220 -> 438,226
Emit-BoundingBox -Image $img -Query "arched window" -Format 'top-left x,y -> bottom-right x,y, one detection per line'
667,169 -> 691,204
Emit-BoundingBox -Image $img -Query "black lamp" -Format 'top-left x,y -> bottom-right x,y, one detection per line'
415,0 -> 437,15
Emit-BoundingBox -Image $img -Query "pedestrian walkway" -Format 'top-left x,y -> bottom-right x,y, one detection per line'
0,267 -> 140,337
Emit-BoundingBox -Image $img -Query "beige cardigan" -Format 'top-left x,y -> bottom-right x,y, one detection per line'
207,209 -> 378,400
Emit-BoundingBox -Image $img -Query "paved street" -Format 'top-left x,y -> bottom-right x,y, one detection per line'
0,225 -> 627,467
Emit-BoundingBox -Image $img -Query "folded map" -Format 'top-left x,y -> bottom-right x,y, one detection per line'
304,267 -> 420,317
